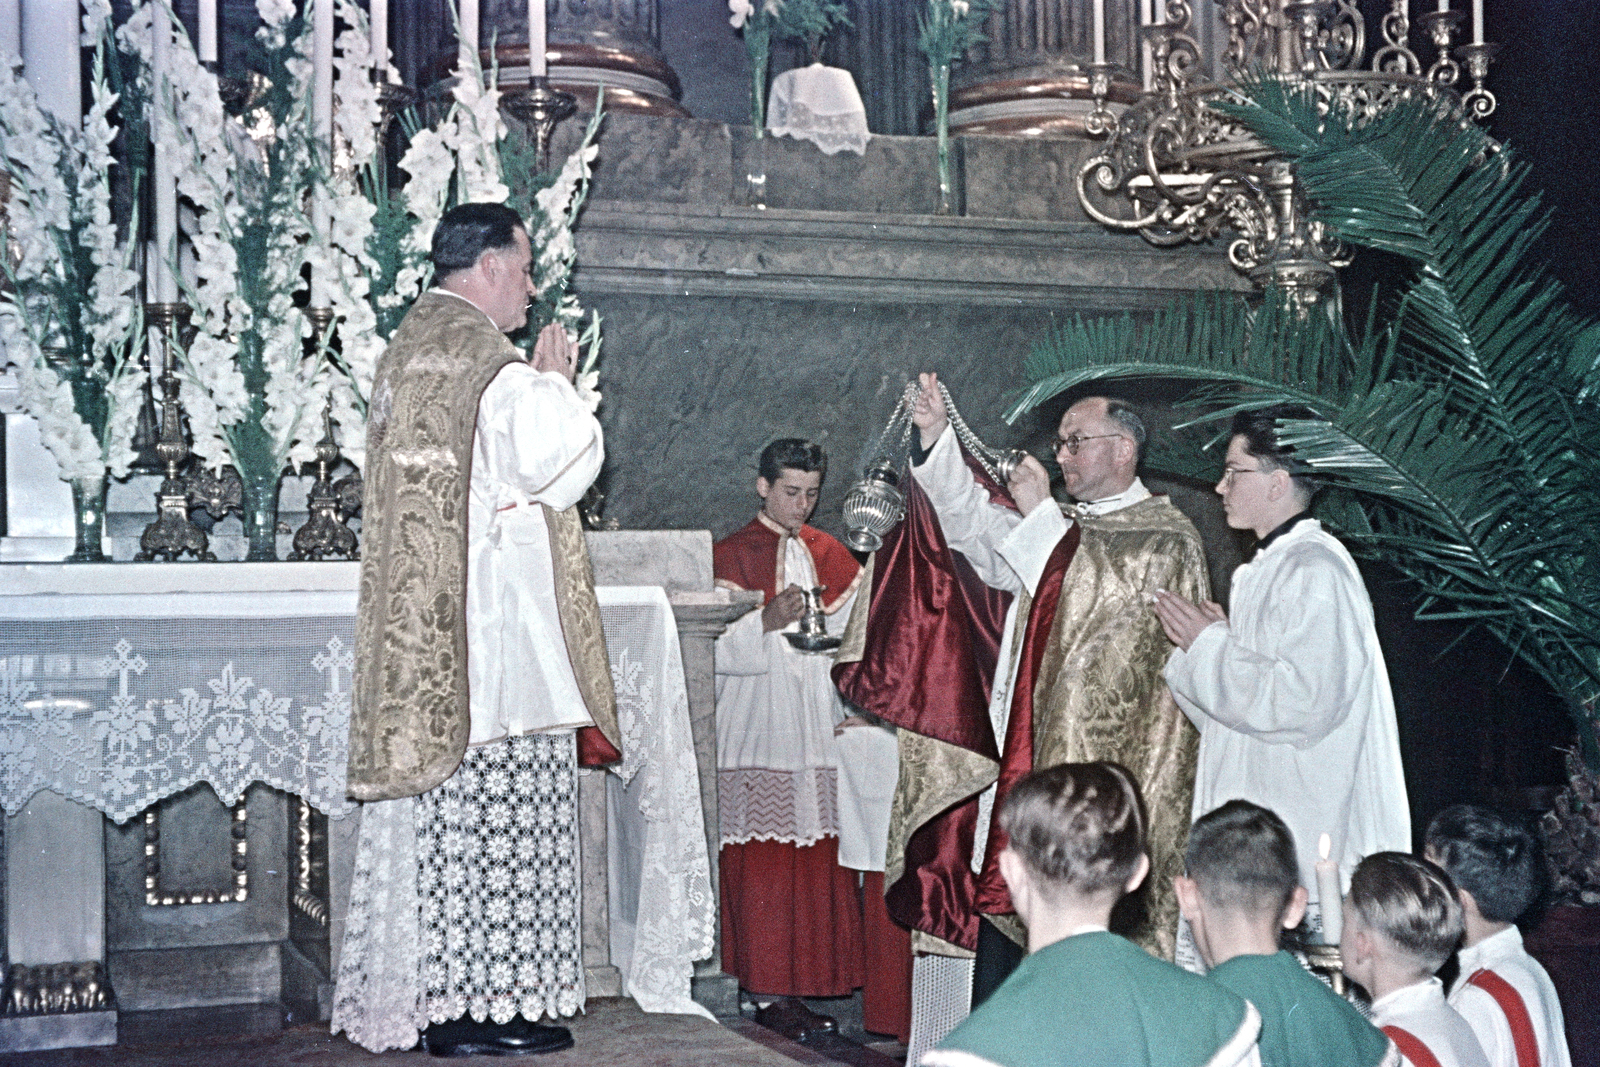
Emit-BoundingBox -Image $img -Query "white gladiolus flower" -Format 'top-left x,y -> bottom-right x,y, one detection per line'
952,0 -> 971,16
729,0 -> 755,28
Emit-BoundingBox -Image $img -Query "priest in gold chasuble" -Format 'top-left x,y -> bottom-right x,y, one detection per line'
334,203 -> 618,1058
834,376 -> 1207,1042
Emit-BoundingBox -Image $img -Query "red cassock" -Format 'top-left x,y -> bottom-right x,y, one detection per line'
714,519 -> 909,1034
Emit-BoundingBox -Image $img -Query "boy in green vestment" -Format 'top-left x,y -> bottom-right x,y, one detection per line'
923,763 -> 1261,1067
1175,800 -> 1399,1067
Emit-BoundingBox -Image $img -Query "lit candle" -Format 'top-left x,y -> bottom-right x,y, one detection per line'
1471,0 -> 1483,43
1315,833 -> 1343,945
370,0 -> 388,76
150,3 -> 178,303
460,0 -> 479,64
1092,0 -> 1104,65
0,0 -> 20,58
198,0 -> 217,63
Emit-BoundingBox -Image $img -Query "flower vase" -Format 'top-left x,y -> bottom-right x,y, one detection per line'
745,26 -> 770,209
745,129 -> 768,208
239,468 -> 282,561
932,61 -> 956,216
67,473 -> 109,562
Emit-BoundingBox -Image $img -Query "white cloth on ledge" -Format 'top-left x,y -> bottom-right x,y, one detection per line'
767,63 -> 870,156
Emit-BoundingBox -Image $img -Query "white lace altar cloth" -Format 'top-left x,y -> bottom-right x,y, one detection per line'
332,585 -> 715,1051
0,590 -> 360,823
767,63 -> 871,156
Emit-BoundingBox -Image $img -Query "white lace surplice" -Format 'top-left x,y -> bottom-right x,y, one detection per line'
334,588 -> 716,1049
715,536 -> 854,847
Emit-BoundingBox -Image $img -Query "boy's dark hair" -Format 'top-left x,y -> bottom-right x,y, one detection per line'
998,761 -> 1147,896
1348,852 -> 1463,972
758,438 -> 827,483
1425,804 -> 1542,923
431,202 -> 527,277
1230,404 -> 1322,501
1185,799 -> 1300,916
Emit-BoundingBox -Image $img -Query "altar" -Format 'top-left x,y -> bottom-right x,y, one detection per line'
0,541 -> 758,1052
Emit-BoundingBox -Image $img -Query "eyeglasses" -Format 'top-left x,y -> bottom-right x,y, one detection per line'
1219,465 -> 1267,484
1053,433 -> 1125,456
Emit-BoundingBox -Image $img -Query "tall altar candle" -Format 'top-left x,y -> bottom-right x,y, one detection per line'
198,0 -> 217,63
311,0 -> 333,307
1092,0 -> 1105,64
1315,833 -> 1343,945
150,3 -> 178,303
1437,0 -> 1449,12
0,0 -> 19,59
460,0 -> 479,63
371,0 -> 388,75
1140,0 -> 1153,90
1472,0 -> 1483,43
529,0 -> 547,78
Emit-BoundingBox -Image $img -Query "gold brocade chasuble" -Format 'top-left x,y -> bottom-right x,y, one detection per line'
346,292 -> 620,802
841,496 -> 1207,959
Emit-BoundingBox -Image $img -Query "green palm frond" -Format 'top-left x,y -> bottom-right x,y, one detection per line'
1014,77 -> 1600,756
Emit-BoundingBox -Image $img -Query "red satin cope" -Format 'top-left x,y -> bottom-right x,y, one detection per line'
973,527 -> 1081,916
832,449 -> 1020,949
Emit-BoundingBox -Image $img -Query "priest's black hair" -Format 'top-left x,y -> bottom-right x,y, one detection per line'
1185,800 -> 1299,917
1425,804 -> 1543,924
759,439 -> 827,483
432,202 -> 528,277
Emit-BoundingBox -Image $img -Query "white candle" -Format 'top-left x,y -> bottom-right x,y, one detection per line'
0,0 -> 19,59
1140,0 -> 1152,90
150,3 -> 178,303
198,0 -> 217,63
1315,833 -> 1343,945
1437,0 -> 1449,12
1154,0 -> 1165,25
1472,0 -> 1483,43
20,0 -> 79,127
1092,0 -> 1105,65
370,0 -> 388,75
529,0 -> 547,78
311,0 -> 334,308
460,0 -> 479,64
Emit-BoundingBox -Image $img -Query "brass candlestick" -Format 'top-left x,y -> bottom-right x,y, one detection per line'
137,303 -> 214,561
503,75 -> 578,172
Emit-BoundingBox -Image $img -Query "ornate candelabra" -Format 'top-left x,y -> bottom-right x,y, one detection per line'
290,307 -> 360,561
503,76 -> 578,172
1078,0 -> 1497,296
137,303 -> 215,561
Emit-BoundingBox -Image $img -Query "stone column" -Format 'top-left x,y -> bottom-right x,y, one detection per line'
669,591 -> 760,1017
949,0 -> 1144,136
480,0 -> 687,117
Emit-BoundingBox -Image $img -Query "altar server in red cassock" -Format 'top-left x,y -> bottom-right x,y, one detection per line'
713,438 -> 882,1038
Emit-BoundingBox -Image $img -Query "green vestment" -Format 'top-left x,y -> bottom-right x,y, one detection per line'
922,931 -> 1259,1067
1210,951 -> 1398,1067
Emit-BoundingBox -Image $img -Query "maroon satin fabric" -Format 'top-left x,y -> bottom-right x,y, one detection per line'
972,528 -> 1080,916
576,725 -> 621,768
832,451 -> 1017,949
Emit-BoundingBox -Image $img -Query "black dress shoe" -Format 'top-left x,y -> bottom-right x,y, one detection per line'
424,1015 -> 574,1057
754,997 -> 838,1043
